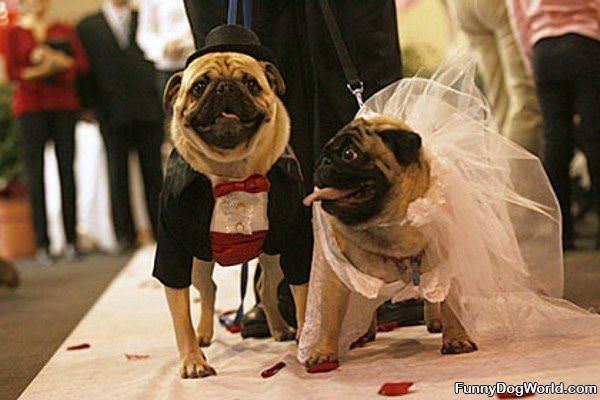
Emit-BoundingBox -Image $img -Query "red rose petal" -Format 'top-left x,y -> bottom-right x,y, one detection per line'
497,392 -> 535,398
226,323 -> 243,333
306,361 -> 339,373
378,382 -> 413,396
261,361 -> 287,378
350,333 -> 375,349
66,343 -> 91,351
125,353 -> 150,361
377,322 -> 399,332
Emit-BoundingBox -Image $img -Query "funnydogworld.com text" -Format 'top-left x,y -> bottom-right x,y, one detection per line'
454,381 -> 598,397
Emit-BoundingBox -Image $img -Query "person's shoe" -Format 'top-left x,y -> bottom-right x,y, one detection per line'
278,280 -> 297,328
241,304 -> 271,339
35,248 -> 54,266
64,244 -> 82,261
377,299 -> 424,327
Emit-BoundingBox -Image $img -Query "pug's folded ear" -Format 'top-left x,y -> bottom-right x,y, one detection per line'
378,130 -> 422,166
261,62 -> 286,96
163,71 -> 183,112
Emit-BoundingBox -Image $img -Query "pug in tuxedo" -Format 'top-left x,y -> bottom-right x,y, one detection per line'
303,116 -> 477,368
155,25 -> 309,379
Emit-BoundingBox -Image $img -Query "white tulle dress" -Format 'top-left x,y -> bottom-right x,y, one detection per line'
297,56 -> 600,364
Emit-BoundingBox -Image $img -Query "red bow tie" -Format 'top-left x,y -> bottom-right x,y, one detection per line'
213,175 -> 271,198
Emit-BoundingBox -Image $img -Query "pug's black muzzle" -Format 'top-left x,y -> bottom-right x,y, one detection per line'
190,80 -> 266,149
314,148 -> 390,226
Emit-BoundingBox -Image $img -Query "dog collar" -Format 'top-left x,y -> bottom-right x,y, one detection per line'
212,175 -> 271,198
378,250 -> 425,286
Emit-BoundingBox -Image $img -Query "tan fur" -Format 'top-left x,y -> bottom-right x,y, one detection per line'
164,53 -> 307,378
306,117 -> 476,368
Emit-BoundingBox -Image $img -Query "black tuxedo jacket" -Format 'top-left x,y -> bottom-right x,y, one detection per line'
153,150 -> 312,288
76,12 -> 163,132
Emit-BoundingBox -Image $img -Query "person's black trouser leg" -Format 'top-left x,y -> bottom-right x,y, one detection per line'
533,34 -> 599,247
533,76 -> 575,246
103,127 -> 136,244
18,111 -> 78,249
51,111 -> 78,245
571,37 -> 600,245
132,122 -> 164,238
18,113 -> 51,249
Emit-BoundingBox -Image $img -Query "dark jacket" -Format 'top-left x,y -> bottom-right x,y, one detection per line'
153,150 -> 312,288
76,12 -> 163,132
183,0 -> 403,180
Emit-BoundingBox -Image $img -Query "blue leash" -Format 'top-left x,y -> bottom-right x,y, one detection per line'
227,0 -> 252,28
218,0 -> 253,333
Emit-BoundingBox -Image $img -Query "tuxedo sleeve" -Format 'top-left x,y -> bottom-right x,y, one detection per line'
153,208 -> 194,289
279,205 -> 312,285
266,153 -> 312,286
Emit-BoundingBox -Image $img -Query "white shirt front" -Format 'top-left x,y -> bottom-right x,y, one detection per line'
102,1 -> 132,49
208,176 -> 269,235
136,0 -> 195,71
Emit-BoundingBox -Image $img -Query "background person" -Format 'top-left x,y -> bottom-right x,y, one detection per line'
77,0 -> 164,253
442,0 -> 542,154
507,0 -> 600,249
136,0 -> 194,96
4,0 -> 89,264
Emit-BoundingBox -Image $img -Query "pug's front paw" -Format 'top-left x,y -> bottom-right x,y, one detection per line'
305,345 -> 338,369
271,325 -> 296,342
441,338 -> 478,355
179,351 -> 216,379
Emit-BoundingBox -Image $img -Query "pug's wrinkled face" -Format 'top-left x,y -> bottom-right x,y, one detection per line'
164,52 -> 285,162
305,117 -> 422,226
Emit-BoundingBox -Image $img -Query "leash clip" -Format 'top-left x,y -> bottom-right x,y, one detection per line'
346,81 -> 365,108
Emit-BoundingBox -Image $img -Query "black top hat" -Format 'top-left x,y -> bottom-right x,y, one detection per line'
186,24 -> 276,66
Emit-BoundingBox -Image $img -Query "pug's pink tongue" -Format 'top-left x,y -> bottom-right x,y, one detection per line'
221,111 -> 240,121
303,187 -> 354,206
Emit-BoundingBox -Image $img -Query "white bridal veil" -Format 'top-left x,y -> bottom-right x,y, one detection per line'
298,55 -> 600,364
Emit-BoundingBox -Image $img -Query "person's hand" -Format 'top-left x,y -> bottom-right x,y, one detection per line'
164,40 -> 186,61
30,45 -> 52,64
22,56 -> 55,80
29,45 -> 73,74
45,48 -> 74,72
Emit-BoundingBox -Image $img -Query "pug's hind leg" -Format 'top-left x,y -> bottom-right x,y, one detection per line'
258,253 -> 296,341
425,301 -> 443,333
306,265 -> 349,368
440,300 -> 477,354
291,283 -> 308,341
191,259 -> 216,347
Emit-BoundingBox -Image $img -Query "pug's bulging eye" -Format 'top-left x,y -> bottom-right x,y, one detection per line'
246,78 -> 262,94
191,81 -> 207,97
342,147 -> 359,163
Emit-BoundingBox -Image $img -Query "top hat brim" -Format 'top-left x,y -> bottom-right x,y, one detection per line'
186,44 -> 276,66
